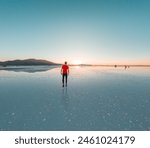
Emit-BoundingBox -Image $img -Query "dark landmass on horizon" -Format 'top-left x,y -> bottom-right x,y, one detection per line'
0,59 -> 60,66
0,59 -> 150,67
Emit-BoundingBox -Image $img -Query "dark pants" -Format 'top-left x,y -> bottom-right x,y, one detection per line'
62,74 -> 68,85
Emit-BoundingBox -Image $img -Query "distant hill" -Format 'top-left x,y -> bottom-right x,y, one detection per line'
0,59 -> 60,66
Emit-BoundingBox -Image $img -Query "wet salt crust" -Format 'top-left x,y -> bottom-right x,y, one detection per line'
0,66 -> 150,131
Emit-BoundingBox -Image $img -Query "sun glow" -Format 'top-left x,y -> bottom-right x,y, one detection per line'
72,59 -> 82,65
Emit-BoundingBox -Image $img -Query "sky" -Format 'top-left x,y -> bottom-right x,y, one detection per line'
0,0 -> 150,65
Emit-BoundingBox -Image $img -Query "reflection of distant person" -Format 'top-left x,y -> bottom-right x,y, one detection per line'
61,61 -> 69,87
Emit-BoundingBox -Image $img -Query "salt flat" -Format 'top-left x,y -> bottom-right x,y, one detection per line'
0,66 -> 150,131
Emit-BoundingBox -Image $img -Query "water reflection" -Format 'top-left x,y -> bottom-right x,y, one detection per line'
0,66 -> 59,73
61,87 -> 69,111
0,66 -> 150,130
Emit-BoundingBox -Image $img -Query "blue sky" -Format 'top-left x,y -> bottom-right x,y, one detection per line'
0,0 -> 150,64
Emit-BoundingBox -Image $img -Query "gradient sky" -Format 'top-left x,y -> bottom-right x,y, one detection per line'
0,0 -> 150,64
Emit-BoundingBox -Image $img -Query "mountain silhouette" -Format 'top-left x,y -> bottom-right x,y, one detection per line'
0,59 -> 60,66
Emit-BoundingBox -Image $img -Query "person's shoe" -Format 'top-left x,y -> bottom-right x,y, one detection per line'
65,83 -> 67,87
62,84 -> 64,87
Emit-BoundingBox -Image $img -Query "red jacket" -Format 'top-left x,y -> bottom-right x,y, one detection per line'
61,64 -> 69,74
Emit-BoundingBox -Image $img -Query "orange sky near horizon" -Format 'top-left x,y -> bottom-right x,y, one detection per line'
0,57 -> 150,65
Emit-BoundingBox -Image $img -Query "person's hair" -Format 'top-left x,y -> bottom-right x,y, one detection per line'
65,61 -> 67,64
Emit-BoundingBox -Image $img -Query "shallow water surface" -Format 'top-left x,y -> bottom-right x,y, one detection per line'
0,66 -> 150,130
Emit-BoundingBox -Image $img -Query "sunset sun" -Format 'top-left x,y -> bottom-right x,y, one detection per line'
72,59 -> 82,65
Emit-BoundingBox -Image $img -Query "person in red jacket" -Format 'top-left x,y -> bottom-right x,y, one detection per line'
61,61 -> 69,87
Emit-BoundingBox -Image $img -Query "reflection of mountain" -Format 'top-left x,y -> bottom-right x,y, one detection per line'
0,59 -> 60,66
0,66 -> 59,73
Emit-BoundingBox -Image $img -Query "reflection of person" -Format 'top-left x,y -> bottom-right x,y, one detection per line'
62,87 -> 69,111
61,61 -> 69,87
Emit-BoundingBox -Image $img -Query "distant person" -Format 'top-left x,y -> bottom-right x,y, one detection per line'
61,61 -> 69,87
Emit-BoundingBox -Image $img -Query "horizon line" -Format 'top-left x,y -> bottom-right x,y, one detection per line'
0,58 -> 150,66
